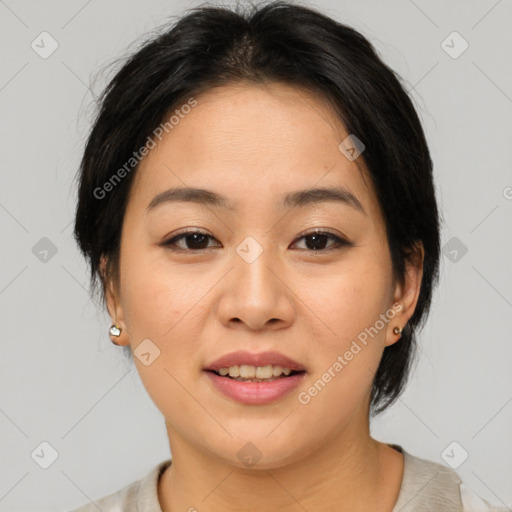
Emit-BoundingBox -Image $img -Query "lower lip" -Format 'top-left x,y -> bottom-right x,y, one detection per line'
204,371 -> 306,405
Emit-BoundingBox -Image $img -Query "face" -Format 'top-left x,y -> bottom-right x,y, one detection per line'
105,82 -> 422,469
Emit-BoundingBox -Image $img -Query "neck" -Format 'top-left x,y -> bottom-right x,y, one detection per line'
158,417 -> 403,512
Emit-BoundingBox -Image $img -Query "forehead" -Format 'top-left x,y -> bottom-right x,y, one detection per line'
128,82 -> 379,220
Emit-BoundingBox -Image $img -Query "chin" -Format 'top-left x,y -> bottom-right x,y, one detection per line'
205,428 -> 310,471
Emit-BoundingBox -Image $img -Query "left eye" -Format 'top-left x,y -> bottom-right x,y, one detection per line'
162,229 -> 349,252
293,230 -> 349,251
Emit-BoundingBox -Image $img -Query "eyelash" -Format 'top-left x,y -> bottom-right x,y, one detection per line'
161,228 -> 351,253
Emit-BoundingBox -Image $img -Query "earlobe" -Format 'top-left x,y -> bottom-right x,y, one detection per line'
108,323 -> 124,345
108,322 -> 130,347
385,242 -> 424,347
384,302 -> 403,347
100,255 -> 130,347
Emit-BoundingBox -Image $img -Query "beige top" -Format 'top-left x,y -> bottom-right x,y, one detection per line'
68,446 -> 507,511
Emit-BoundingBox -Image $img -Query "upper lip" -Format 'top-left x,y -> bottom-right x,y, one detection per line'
204,350 -> 306,372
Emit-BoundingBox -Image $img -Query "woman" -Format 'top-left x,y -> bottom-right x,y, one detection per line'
70,1 -> 506,510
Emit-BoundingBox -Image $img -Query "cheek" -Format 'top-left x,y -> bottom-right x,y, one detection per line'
302,257 -> 392,415
119,252 -> 206,416
295,278 -> 391,428
119,243 -> 196,336
318,259 -> 391,344
119,248 -> 217,398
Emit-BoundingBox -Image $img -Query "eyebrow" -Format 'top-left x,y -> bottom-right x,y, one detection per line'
146,186 -> 366,215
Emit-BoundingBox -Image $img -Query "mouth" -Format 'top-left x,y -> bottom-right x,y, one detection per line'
203,350 -> 307,404
203,350 -> 306,382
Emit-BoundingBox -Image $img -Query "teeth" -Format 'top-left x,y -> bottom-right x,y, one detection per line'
218,365 -> 295,379
240,365 -> 256,378
273,365 -> 283,377
228,366 -> 240,378
256,365 -> 273,379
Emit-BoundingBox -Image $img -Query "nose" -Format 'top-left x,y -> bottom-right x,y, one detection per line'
215,238 -> 295,331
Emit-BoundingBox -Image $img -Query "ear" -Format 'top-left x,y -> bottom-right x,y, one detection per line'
385,242 -> 424,347
100,255 -> 130,346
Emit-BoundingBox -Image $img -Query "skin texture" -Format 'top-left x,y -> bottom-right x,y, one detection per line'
103,82 -> 424,511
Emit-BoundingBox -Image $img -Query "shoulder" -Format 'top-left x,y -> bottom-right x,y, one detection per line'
459,483 -> 509,512
67,459 -> 171,512
392,446 -> 508,512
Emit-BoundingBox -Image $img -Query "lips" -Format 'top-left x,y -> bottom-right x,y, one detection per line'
204,350 -> 306,373
205,370 -> 306,405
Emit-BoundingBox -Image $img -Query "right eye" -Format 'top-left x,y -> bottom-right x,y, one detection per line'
161,230 -> 221,252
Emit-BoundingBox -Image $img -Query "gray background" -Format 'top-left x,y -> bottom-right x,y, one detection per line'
1,0 -> 511,510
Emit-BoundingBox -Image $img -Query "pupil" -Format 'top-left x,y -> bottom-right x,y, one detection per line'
306,234 -> 328,250
187,234 -> 208,249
